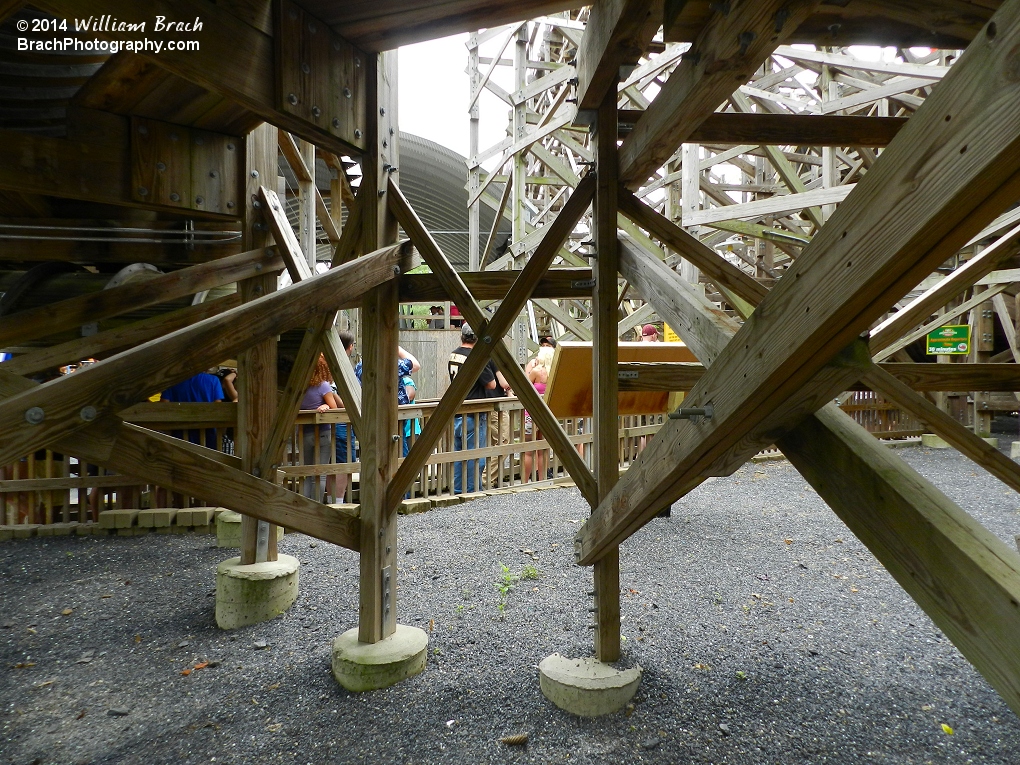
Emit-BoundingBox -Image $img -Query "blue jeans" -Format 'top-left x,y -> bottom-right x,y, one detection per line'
453,413 -> 487,494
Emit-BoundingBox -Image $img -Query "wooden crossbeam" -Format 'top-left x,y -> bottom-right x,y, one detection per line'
258,186 -> 364,434
399,269 -> 594,302
0,242 -> 413,467
3,294 -> 241,377
863,365 -> 1020,495
0,247 -> 282,347
618,0 -> 819,187
870,222 -> 1020,354
576,0 -> 662,111
620,361 -> 1020,393
0,370 -> 360,550
386,175 -> 598,511
779,404 -> 1020,716
620,112 -> 908,146
580,4 -> 1020,564
618,188 -> 769,306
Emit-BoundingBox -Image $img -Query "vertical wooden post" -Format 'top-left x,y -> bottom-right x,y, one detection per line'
358,51 -> 400,644
592,88 -> 621,663
468,32 -> 481,272
298,138 -> 316,272
239,123 -> 280,564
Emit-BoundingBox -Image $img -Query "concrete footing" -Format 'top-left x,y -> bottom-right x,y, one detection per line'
538,654 -> 642,717
215,554 -> 299,629
331,625 -> 428,692
1011,442 -> 1020,460
921,433 -> 949,449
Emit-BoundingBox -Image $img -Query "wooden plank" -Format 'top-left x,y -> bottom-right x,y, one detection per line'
279,132 -> 341,246
686,112 -> 907,146
0,369 -> 360,549
618,0 -> 818,187
869,363 -> 1020,393
399,269 -> 594,302
870,222 -> 1020,353
0,242 -> 414,468
576,0 -> 662,111
683,184 -> 855,227
863,365 -> 1020,495
386,175 -> 599,510
3,295 -> 241,377
618,188 -> 769,306
580,5 -> 1020,564
778,403 -> 1020,717
0,247 -> 282,347
593,88 -> 623,662
616,361 -> 705,391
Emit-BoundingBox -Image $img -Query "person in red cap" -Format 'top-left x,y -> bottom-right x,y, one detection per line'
640,323 -> 659,342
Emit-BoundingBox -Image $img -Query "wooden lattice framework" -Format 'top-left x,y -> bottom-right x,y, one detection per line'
1,0 -> 1020,717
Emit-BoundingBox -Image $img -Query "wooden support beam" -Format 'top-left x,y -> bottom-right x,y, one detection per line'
0,247 -> 282,347
778,404 -> 1020,717
863,365 -> 1020,495
580,5 -> 1020,564
618,0 -> 818,187
621,112 -> 908,146
386,175 -> 599,510
239,123 -> 279,564
3,295 -> 241,377
683,184 -> 855,227
576,0 -> 663,111
0,241 -> 413,467
36,0 -> 368,157
592,89 -> 622,662
358,51 -> 401,644
399,269 -> 594,302
618,188 -> 769,306
869,222 -> 1020,354
0,370 -> 360,550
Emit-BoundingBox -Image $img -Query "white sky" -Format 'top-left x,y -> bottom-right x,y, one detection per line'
398,33 -> 514,160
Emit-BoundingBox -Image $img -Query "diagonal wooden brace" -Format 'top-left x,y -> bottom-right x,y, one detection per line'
386,175 -> 598,510
0,241 -> 414,467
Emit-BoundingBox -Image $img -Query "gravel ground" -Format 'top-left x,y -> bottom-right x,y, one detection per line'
3,441 -> 1020,765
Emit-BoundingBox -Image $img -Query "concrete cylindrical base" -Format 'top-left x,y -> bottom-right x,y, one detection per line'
538,654 -> 642,717
331,625 -> 428,692
215,555 -> 299,630
216,511 -> 285,548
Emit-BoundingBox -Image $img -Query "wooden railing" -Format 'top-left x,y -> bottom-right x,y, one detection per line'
0,393 -> 921,528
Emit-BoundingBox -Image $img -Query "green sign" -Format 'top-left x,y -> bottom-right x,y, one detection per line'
926,324 -> 971,355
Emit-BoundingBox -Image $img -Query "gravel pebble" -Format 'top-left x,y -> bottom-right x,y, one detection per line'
1,442 -> 1020,764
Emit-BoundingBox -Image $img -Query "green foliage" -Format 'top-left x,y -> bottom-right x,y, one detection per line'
521,564 -> 540,581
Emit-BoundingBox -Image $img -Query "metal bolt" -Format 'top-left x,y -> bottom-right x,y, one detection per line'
343,87 -> 352,99
252,199 -> 262,209
312,106 -> 321,118
391,435 -> 400,442
382,140 -> 388,149
668,404 -> 714,421
392,265 -> 401,276
251,170 -> 259,178
301,62 -> 310,74
227,143 -> 235,151
386,546 -> 391,554
254,285 -> 263,295
252,467 -> 261,477
169,192 -> 180,202
169,132 -> 178,142
333,40 -> 341,51
137,187 -> 148,196
483,336 -> 492,344
195,196 -> 204,205
254,263 -> 263,271
308,21 -> 317,33
380,107 -> 386,116
80,406 -> 97,422
194,136 -> 204,145
378,190 -> 385,197
156,162 -> 166,172
287,93 -> 298,105
354,129 -> 363,139
226,201 -> 235,209
209,170 -> 218,178
332,118 -> 341,128
24,407 -> 44,425
355,57 -> 361,68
